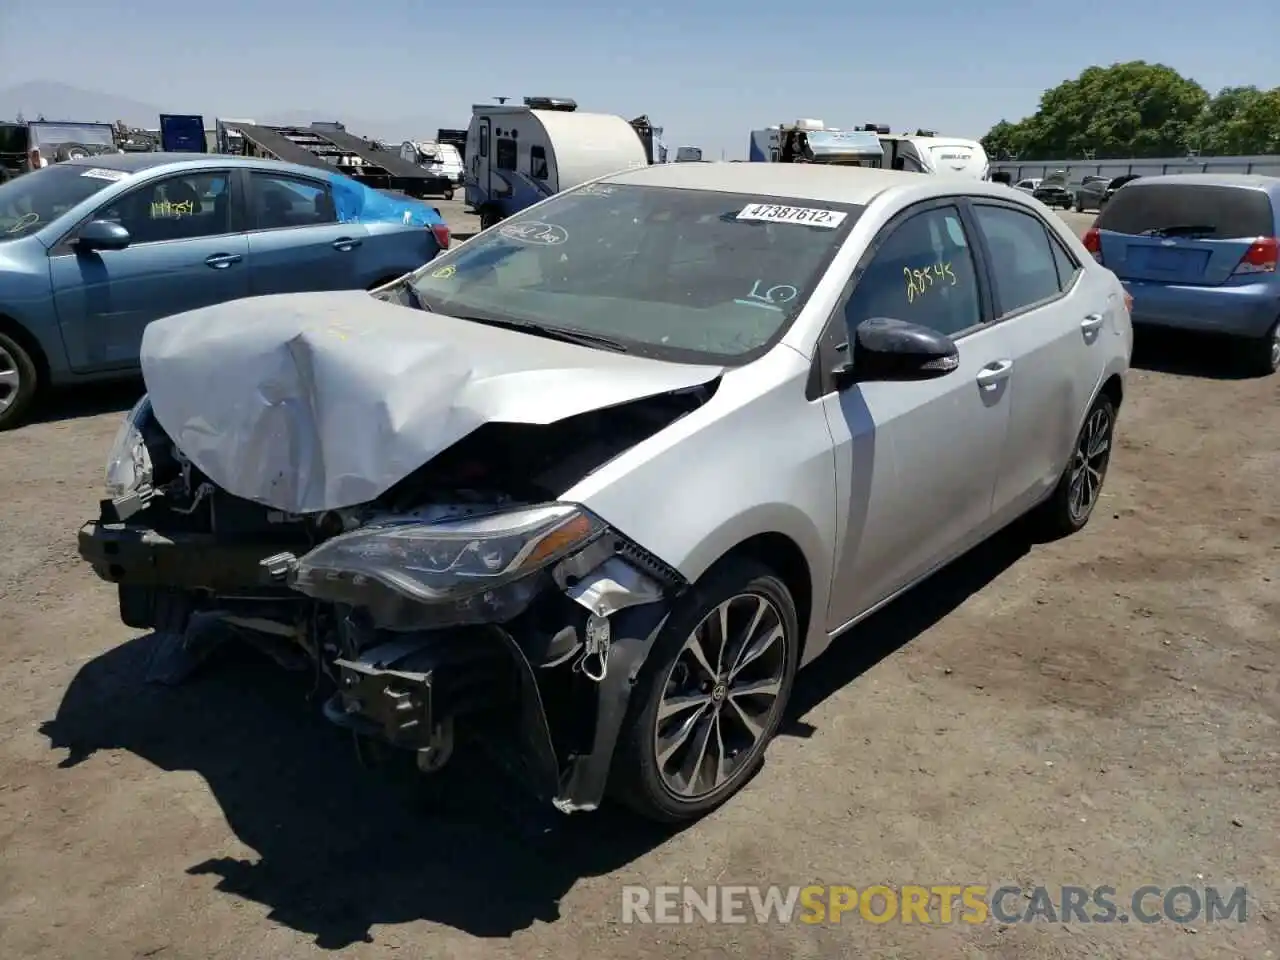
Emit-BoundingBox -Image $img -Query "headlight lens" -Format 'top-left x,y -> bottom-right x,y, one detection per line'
104,395 -> 154,499
291,503 -> 607,609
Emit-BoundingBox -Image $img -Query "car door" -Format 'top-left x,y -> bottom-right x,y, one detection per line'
50,168 -> 248,374
821,200 -> 1013,627
242,169 -> 369,294
968,201 -> 1104,522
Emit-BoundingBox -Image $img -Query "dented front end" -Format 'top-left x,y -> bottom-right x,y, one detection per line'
78,385 -> 708,813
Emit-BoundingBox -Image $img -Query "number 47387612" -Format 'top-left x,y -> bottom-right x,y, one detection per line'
904,261 -> 957,303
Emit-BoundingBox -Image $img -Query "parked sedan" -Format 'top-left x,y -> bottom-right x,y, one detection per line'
1013,177 -> 1041,196
78,163 -> 1131,823
1075,174 -> 1140,213
1033,173 -> 1074,209
0,153 -> 450,428
1086,173 -> 1280,374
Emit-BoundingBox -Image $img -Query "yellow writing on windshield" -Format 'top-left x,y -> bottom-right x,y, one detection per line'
150,200 -> 194,219
904,262 -> 957,303
430,263 -> 456,279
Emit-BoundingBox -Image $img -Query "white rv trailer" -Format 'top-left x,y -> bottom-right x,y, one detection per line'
874,127 -> 990,179
748,120 -> 990,179
748,119 -> 885,166
464,97 -> 649,227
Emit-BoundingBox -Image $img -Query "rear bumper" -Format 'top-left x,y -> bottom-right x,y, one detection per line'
1121,279 -> 1279,338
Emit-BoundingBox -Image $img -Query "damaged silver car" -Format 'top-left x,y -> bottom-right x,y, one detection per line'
78,162 -> 1132,822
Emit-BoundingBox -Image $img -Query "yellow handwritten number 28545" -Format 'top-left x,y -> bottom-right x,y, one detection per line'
904,262 -> 956,303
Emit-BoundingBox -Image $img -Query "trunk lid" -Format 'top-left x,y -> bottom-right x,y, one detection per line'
1096,181 -> 1275,286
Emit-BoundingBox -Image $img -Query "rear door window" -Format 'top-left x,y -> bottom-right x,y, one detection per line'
1097,183 -> 1274,239
971,204 -> 1064,316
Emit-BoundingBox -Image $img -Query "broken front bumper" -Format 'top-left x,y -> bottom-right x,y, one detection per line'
77,510 -> 681,813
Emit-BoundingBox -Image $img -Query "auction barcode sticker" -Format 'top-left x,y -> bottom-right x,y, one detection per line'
736,203 -> 847,228
80,168 -> 128,181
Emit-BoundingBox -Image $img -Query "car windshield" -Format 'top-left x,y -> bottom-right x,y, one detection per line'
29,123 -> 117,149
1097,183 -> 1274,239
0,163 -> 126,241
406,183 -> 861,363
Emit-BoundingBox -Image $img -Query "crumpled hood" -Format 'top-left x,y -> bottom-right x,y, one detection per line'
140,290 -> 722,514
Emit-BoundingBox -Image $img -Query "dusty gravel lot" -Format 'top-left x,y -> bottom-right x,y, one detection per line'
1,205 -> 1277,960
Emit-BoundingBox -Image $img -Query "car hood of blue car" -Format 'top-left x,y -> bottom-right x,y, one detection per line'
139,290 -> 723,514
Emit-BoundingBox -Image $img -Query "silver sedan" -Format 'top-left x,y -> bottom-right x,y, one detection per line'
80,162 -> 1133,823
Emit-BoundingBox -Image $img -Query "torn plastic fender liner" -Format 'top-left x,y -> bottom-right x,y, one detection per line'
552,599 -> 673,813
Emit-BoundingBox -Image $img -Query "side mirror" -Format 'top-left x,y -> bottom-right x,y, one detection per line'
76,219 -> 131,252
832,317 -> 960,388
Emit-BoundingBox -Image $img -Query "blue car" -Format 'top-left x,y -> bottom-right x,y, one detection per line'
0,153 -> 450,428
1083,173 -> 1280,375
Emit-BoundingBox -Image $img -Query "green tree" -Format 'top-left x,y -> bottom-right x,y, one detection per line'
980,119 -> 1028,159
1189,86 -> 1280,154
985,61 -> 1210,159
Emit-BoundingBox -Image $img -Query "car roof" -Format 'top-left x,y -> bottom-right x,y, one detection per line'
1125,173 -> 1279,191
60,152 -> 339,181
603,161 -> 964,206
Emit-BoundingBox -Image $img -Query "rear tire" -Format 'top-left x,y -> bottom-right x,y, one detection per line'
1241,319 -> 1280,377
609,557 -> 799,823
1029,394 -> 1116,540
479,207 -> 500,230
0,330 -> 40,431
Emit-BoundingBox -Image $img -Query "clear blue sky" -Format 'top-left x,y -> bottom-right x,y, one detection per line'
1,0 -> 1274,159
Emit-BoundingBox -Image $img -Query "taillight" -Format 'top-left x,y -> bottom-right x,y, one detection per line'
1082,227 -> 1102,263
430,222 -> 450,249
1232,236 -> 1277,275
1122,291 -> 1134,314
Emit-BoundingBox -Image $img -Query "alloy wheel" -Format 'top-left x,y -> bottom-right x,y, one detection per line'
1270,325 -> 1280,371
653,593 -> 789,800
0,344 -> 21,415
1068,406 -> 1112,522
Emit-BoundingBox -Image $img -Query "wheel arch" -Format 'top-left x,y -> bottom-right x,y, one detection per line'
0,312 -> 50,388
697,531 -> 815,664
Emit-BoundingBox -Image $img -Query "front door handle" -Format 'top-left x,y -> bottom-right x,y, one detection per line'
1081,313 -> 1105,332
332,237 -> 362,252
975,359 -> 1013,387
205,253 -> 242,269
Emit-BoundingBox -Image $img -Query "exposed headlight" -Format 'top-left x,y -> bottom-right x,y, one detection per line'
290,504 -> 608,628
104,395 -> 154,499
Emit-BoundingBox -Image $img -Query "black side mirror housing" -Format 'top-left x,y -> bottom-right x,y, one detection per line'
831,317 -> 960,388
76,219 -> 131,252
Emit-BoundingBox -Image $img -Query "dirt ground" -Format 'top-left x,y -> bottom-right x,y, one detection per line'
0,206 -> 1276,960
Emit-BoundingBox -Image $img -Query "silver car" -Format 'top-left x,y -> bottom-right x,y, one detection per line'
78,162 -> 1133,823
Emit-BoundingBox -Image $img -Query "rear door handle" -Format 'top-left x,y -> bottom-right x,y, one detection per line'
975,359 -> 1013,387
1081,313 -> 1105,332
204,253 -> 242,268
332,237 -> 362,252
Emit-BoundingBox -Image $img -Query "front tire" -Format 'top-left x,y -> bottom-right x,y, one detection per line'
610,557 -> 799,823
1030,394 -> 1116,539
0,331 -> 39,431
479,206 -> 500,230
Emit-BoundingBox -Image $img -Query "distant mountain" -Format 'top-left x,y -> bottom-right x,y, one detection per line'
0,82 -> 450,143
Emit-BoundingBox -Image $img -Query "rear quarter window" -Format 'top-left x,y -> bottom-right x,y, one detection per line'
1097,183 -> 1274,239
